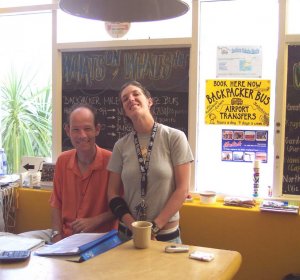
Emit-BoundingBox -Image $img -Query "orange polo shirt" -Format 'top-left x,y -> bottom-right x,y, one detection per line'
49,146 -> 117,237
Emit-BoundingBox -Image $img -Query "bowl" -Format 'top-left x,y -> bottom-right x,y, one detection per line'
199,191 -> 217,204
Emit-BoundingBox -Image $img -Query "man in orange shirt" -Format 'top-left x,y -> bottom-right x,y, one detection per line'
49,103 -> 117,243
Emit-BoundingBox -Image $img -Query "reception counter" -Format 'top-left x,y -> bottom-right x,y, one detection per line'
13,188 -> 300,280
180,199 -> 300,280
0,239 -> 241,280
15,188 -> 52,232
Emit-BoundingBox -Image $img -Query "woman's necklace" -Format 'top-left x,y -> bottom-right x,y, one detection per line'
140,145 -> 148,160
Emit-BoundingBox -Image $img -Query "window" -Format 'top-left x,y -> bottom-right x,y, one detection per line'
0,0 -> 298,198
286,0 -> 300,34
0,13 -> 52,89
0,9 -> 52,173
195,0 -> 279,197
0,0 -> 53,8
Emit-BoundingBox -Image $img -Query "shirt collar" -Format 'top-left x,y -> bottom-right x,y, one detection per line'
67,145 -> 103,176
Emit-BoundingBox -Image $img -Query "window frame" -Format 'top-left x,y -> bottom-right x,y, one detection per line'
1,0 -> 298,199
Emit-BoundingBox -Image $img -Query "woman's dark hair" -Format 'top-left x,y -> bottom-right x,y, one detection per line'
118,80 -> 156,124
65,103 -> 99,127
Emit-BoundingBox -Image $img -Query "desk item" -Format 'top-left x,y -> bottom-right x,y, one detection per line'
0,148 -> 7,176
0,240 -> 242,279
39,163 -> 55,189
0,184 -> 17,232
0,175 -> 19,187
224,196 -> 256,208
260,200 -> 299,214
199,191 -> 216,204
0,235 -> 44,251
253,160 -> 260,197
165,245 -> 189,253
35,232 -> 106,256
20,156 -> 50,173
131,221 -> 152,249
20,171 -> 41,187
34,230 -> 123,262
0,250 -> 31,263
189,251 -> 214,262
185,193 -> 193,202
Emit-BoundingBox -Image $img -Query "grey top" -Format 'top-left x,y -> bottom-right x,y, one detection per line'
107,123 -> 194,222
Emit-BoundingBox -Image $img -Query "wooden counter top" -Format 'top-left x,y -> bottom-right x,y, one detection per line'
0,239 -> 241,280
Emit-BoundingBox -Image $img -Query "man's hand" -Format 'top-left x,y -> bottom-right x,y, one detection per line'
51,234 -> 63,243
70,217 -> 98,234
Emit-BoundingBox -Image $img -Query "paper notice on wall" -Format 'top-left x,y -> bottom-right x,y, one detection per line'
216,46 -> 262,78
221,129 -> 268,163
205,79 -> 270,126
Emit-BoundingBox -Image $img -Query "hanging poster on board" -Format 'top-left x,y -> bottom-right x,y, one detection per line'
282,45 -> 300,196
205,79 -> 270,126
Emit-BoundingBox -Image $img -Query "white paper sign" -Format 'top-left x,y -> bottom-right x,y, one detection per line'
217,46 -> 262,78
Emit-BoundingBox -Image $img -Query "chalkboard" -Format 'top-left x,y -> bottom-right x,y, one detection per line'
61,48 -> 190,151
282,45 -> 300,195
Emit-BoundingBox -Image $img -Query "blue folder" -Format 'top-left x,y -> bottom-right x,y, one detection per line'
78,229 -> 124,262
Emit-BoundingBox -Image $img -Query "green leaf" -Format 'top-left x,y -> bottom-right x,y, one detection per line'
0,67 -> 52,173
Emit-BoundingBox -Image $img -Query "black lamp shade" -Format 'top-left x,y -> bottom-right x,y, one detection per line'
59,0 -> 189,22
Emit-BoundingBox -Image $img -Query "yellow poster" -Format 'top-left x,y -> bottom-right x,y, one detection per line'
205,80 -> 270,126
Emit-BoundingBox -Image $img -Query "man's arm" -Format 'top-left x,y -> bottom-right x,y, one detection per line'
51,207 -> 63,243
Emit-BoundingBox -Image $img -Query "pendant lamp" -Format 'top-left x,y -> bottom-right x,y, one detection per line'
59,0 -> 189,22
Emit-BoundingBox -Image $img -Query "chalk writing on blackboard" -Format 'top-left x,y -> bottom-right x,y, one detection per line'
282,45 -> 300,195
61,48 -> 190,151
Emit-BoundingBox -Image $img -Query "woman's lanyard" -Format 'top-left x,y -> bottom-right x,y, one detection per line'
133,122 -> 158,220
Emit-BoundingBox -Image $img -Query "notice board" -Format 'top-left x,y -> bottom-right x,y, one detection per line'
61,47 -> 190,151
282,45 -> 300,195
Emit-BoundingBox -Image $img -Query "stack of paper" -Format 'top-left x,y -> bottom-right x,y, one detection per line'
0,175 -> 19,187
34,229 -> 124,262
260,200 -> 299,214
0,234 -> 45,251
